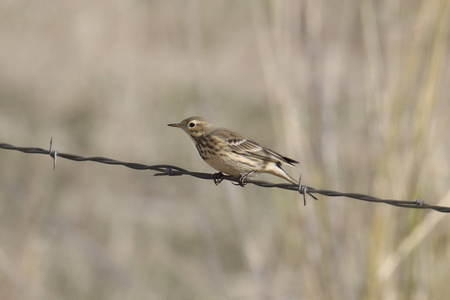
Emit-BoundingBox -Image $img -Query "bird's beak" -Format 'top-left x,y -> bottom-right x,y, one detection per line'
167,123 -> 183,128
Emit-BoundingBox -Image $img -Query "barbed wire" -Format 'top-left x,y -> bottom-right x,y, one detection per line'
1,139 -> 448,212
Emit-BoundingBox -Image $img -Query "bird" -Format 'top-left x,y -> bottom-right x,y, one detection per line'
168,116 -> 299,186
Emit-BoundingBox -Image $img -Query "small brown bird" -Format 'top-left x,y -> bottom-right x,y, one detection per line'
168,116 -> 299,186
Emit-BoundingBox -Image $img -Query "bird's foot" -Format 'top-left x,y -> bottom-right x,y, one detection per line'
213,172 -> 225,185
234,171 -> 255,187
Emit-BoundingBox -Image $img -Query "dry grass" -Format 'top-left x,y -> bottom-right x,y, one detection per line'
0,0 -> 449,299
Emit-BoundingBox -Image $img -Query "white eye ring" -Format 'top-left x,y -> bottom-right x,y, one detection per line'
188,122 -> 196,128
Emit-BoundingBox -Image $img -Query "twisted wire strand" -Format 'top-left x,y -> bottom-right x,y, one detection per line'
1,141 -> 447,212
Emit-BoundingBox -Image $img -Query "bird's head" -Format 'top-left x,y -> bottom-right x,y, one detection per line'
168,116 -> 213,139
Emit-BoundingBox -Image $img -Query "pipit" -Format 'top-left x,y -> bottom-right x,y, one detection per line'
168,116 -> 299,186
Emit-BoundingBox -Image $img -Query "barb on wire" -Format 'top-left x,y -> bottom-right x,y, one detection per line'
49,137 -> 57,169
0,140 -> 448,213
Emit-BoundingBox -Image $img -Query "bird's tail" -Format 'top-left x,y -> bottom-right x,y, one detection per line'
266,164 -> 299,185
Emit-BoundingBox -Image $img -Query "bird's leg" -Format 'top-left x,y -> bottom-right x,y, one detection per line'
213,172 -> 225,185
237,171 -> 255,187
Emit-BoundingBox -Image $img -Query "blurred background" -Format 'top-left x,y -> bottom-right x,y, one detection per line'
1,0 -> 449,299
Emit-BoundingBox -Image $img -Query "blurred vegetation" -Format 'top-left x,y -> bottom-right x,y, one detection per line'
0,0 -> 449,299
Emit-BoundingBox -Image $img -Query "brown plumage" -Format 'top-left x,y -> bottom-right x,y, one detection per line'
168,116 -> 299,186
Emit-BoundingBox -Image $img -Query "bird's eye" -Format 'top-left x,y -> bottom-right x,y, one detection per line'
188,122 -> 196,128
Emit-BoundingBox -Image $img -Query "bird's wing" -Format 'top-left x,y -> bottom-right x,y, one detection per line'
212,128 -> 299,166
